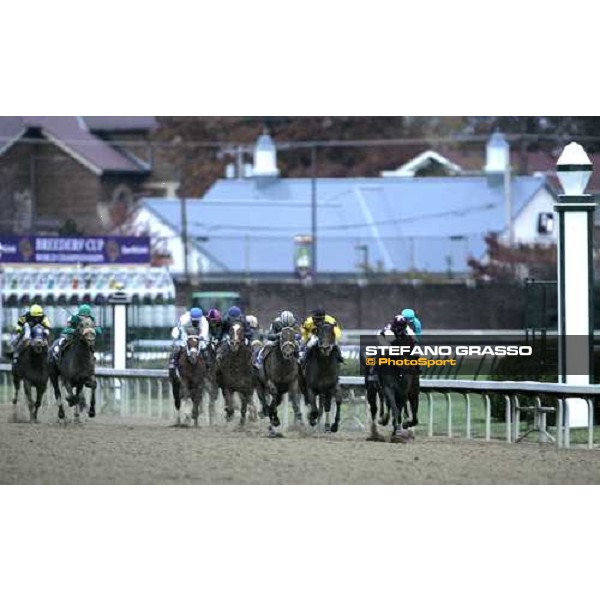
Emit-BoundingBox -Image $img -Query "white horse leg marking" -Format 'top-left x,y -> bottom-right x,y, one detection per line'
182,397 -> 192,425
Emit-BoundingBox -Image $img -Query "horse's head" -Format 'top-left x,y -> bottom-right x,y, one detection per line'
228,322 -> 245,352
279,326 -> 297,360
185,331 -> 202,365
79,326 -> 96,351
317,321 -> 334,355
30,323 -> 48,353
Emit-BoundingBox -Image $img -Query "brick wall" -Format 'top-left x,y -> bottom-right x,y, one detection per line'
0,142 -> 34,232
176,281 -> 528,330
0,139 -> 148,235
34,142 -> 102,233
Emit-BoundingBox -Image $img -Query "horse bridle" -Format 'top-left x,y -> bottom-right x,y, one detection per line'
317,322 -> 334,354
30,324 -> 48,353
185,333 -> 203,363
279,326 -> 297,359
228,323 -> 244,351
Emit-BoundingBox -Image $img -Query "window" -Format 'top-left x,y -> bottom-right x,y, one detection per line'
538,212 -> 555,235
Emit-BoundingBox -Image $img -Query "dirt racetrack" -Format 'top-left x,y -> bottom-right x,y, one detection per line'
1,403 -> 600,484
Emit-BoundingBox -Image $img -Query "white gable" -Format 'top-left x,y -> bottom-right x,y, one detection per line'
381,150 -> 464,178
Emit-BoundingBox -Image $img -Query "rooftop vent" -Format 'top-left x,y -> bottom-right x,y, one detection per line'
253,131 -> 279,178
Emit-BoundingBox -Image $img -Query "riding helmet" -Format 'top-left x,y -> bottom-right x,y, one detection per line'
401,308 -> 416,322
190,307 -> 203,320
280,310 -> 295,326
311,307 -> 325,319
246,315 -> 258,328
78,304 -> 92,317
207,308 -> 221,323
29,304 -> 44,317
228,306 -> 242,319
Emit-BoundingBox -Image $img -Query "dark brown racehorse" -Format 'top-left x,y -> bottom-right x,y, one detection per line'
11,324 -> 49,422
371,328 -> 415,443
253,326 -> 302,436
216,322 -> 255,426
49,325 -> 97,423
299,321 -> 341,432
173,330 -> 208,426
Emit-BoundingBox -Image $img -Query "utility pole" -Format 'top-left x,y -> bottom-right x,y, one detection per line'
311,145 -> 317,279
504,162 -> 514,246
177,173 -> 189,283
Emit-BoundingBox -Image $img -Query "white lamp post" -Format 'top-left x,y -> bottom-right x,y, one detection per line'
108,290 -> 130,370
108,289 -> 130,413
555,142 -> 595,394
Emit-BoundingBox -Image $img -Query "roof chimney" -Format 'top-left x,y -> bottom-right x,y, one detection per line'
485,131 -> 510,174
253,130 -> 279,178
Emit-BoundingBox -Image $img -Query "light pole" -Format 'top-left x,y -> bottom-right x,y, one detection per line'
311,145 -> 317,279
555,142 -> 595,390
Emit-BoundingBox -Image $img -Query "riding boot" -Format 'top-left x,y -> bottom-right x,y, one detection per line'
334,346 -> 345,363
168,347 -> 181,379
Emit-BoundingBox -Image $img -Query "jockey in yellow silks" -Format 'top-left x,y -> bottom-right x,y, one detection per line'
300,307 -> 343,363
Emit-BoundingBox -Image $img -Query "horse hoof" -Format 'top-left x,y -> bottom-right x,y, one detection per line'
391,432 -> 410,444
367,433 -> 386,442
11,398 -> 17,406
88,407 -> 96,418
58,407 -> 65,420
324,423 -> 331,433
330,423 -> 338,433
268,426 -> 284,438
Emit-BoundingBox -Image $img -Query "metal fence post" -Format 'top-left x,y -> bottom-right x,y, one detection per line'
484,394 -> 491,442
444,392 -> 452,438
464,393 -> 471,439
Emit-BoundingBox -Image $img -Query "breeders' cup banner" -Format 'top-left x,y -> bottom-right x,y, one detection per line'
0,236 -> 151,264
359,335 -> 594,378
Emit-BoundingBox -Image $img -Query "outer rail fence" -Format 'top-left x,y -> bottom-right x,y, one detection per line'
1,364 -> 598,449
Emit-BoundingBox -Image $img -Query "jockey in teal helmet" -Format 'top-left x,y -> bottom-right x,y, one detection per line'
401,308 -> 422,340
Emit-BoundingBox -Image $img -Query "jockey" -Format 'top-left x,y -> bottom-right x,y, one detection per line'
10,304 -> 51,363
53,304 -> 102,385
400,309 -> 422,425
168,307 -> 209,377
206,308 -> 223,342
300,307 -> 343,363
246,314 -> 262,346
380,314 -> 416,341
401,308 -> 422,341
255,310 -> 300,370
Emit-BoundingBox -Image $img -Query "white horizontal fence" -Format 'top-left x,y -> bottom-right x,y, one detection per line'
1,363 -> 598,448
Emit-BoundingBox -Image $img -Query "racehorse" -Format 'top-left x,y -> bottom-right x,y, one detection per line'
372,328 -> 416,443
49,324 -> 97,423
299,321 -> 341,432
172,330 -> 208,426
365,363 -> 419,441
253,326 -> 302,436
215,322 -> 255,426
11,323 -> 49,422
